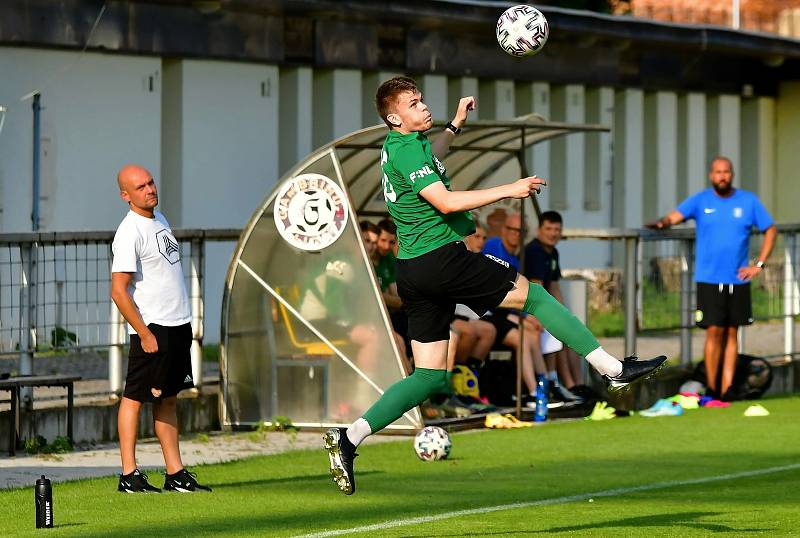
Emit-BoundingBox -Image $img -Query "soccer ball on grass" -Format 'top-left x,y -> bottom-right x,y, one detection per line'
413,426 -> 452,461
496,5 -> 549,58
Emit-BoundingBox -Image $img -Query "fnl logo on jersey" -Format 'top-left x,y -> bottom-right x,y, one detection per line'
274,173 -> 349,251
409,165 -> 435,183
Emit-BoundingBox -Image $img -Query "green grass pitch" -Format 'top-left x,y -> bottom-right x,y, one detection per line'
2,395 -> 799,537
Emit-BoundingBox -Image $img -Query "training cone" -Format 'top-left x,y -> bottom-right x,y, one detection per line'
743,404 -> 770,417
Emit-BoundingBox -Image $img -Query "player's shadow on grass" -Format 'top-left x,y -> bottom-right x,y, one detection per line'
402,512 -> 770,537
209,470 -> 384,489
535,511 -> 769,534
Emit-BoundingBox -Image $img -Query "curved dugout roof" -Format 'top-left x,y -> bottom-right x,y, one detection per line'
335,114 -> 609,215
221,115 -> 609,430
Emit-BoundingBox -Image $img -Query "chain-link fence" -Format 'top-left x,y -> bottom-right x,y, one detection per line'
566,224 -> 799,365
0,229 -> 239,394
1,225 -> 797,397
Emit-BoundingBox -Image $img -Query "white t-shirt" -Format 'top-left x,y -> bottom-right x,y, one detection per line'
112,210 -> 191,334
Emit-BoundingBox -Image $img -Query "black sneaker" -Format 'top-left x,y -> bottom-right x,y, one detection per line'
163,469 -> 212,492
551,383 -> 584,406
522,394 -> 537,409
118,469 -> 161,493
546,388 -> 566,409
605,355 -> 668,392
452,394 -> 497,413
323,427 -> 357,495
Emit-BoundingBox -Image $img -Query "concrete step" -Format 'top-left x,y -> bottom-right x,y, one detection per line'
0,385 -> 219,450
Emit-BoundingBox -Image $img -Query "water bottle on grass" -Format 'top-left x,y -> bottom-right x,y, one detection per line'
35,475 -> 53,528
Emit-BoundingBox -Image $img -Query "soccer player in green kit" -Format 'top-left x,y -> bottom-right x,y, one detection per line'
324,77 -> 666,495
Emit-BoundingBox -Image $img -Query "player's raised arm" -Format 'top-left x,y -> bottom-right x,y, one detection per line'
419,176 -> 546,214
431,96 -> 475,159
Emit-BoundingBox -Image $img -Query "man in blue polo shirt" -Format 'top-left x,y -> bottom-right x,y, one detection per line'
647,156 -> 776,399
482,213 -> 522,270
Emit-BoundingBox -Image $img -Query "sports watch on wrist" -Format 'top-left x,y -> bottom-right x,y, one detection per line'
445,121 -> 461,135
756,260 -> 766,269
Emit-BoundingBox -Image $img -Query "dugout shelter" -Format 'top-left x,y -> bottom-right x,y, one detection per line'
221,115 -> 608,431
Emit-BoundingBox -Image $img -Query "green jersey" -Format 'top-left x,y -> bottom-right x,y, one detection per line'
299,258 -> 357,326
380,130 -> 475,259
375,252 -> 396,291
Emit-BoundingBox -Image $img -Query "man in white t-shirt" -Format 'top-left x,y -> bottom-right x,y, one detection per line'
110,164 -> 211,493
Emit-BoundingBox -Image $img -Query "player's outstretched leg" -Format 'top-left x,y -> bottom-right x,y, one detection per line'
520,281 -> 667,391
323,367 -> 449,495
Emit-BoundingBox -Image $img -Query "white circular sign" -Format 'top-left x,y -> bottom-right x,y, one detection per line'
273,173 -> 349,251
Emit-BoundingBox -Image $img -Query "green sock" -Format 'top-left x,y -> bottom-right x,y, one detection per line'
522,283 -> 600,357
445,371 -> 454,395
363,368 -> 449,432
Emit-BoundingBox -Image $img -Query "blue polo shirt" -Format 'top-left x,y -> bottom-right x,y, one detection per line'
523,238 -> 562,291
482,237 -> 520,271
676,188 -> 773,285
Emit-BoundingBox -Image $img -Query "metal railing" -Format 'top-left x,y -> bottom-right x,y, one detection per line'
0,224 -> 797,401
563,223 -> 800,365
0,229 -> 240,400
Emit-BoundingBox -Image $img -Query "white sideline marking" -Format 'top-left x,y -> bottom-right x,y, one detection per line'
294,463 -> 800,538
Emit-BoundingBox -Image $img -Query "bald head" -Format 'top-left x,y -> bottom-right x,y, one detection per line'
505,213 -> 521,229
117,164 -> 158,215
117,164 -> 151,191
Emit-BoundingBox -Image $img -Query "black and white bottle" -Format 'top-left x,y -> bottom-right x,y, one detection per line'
35,475 -> 53,528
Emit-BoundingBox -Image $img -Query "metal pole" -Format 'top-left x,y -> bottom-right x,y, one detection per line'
515,145 -> 528,419
624,236 -> 638,357
19,244 -> 36,408
108,301 -> 124,396
32,93 -> 41,232
737,325 -> 745,354
679,239 -> 693,367
785,233 -> 797,362
636,236 -> 643,330
190,239 -> 204,389
108,246 -> 124,396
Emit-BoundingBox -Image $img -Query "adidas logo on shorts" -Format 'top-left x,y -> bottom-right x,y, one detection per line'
184,375 -> 193,383
483,254 -> 510,268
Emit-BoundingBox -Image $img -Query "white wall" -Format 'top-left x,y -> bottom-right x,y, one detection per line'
312,69 -> 363,150
172,60 -> 279,228
706,94 -> 741,170
164,59 -> 280,343
0,48 -> 161,232
0,46 -> 789,340
419,74 -> 449,121
279,67 -> 313,176
516,82 -> 551,211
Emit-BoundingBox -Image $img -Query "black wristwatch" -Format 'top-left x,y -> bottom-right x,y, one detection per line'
445,121 -> 461,135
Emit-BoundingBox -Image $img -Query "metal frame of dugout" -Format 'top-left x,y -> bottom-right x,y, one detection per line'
220,116 -> 609,433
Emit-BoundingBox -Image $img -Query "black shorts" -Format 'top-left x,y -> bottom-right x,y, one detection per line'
695,283 -> 753,328
396,241 -> 518,343
124,323 -> 194,403
389,310 -> 412,354
482,309 -> 519,346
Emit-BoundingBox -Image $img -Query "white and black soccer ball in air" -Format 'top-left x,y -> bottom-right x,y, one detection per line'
496,5 -> 549,58
413,426 -> 452,461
